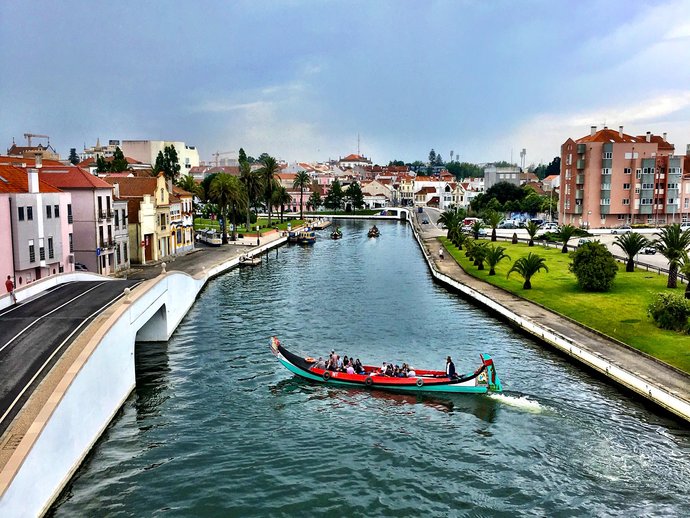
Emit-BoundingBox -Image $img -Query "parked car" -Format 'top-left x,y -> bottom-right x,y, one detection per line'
478,227 -> 489,237
540,222 -> 559,232
641,246 -> 656,255
680,223 -> 690,231
577,238 -> 594,248
498,221 -> 516,229
611,225 -> 632,234
74,262 -> 88,271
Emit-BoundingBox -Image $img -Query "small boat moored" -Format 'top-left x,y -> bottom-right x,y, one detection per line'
270,337 -> 502,394
239,254 -> 261,266
288,228 -> 317,245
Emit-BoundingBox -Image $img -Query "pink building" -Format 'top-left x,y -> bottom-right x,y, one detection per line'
560,126 -> 687,228
0,163 -> 74,288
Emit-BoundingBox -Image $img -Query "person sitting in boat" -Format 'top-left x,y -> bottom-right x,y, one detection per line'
354,359 -> 364,374
400,363 -> 409,377
378,362 -> 388,376
346,363 -> 355,375
385,363 -> 394,377
446,356 -> 457,379
314,357 -> 326,370
336,355 -> 343,371
407,368 -> 416,378
342,355 -> 350,371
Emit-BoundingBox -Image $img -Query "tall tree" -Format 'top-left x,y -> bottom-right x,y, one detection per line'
438,209 -> 463,241
239,160 -> 263,230
272,186 -> 291,223
162,145 -> 181,182
345,181 -> 364,211
110,146 -> 129,172
293,171 -> 311,219
68,148 -> 79,165
210,174 -> 246,243
153,150 -> 165,175
654,224 -> 690,288
258,155 -> 280,226
428,149 -> 437,165
307,191 -> 322,211
238,147 -> 247,164
177,174 -> 200,198
96,155 -> 108,174
324,179 -> 344,210
545,156 -> 561,177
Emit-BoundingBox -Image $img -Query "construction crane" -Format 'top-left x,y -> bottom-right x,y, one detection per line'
23,133 -> 50,147
212,150 -> 235,166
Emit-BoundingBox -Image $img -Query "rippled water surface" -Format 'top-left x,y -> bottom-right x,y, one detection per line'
51,220 -> 690,516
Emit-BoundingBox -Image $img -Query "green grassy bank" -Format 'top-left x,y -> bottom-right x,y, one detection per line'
440,237 -> 690,374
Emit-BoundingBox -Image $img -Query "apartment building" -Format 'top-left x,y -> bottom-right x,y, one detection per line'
121,140 -> 200,174
0,163 -> 73,286
560,126 -> 687,228
39,165 -> 120,274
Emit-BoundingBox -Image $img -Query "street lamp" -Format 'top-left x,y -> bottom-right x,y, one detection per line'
587,210 -> 592,230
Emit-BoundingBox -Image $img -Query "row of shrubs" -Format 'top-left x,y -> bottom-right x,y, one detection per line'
445,233 -> 690,334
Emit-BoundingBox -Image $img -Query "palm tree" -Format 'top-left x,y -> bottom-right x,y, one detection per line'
507,252 -> 549,289
525,221 -> 539,247
679,253 -> 690,299
471,220 -> 483,240
176,174 -> 199,196
293,170 -> 311,220
258,155 -> 280,226
558,224 -> 578,253
210,173 -> 246,244
654,224 -> 690,288
438,209 -> 462,241
473,242 -> 489,270
613,232 -> 649,272
452,230 -> 467,250
485,245 -> 511,276
484,210 -> 502,242
272,186 -> 292,223
239,161 -> 263,232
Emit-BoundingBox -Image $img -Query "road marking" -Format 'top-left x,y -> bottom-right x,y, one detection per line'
0,282 -> 106,354
0,290 -> 127,429
0,282 -> 75,318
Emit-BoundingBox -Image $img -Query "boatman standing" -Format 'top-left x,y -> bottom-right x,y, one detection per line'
5,275 -> 16,305
446,356 -> 456,379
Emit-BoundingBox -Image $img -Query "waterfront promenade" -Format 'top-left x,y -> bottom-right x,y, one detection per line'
416,225 -> 690,422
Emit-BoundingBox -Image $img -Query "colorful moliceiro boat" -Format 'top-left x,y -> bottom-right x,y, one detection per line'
270,337 -> 502,394
288,229 -> 317,245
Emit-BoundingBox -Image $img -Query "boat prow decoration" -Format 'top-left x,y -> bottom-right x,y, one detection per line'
270,337 -> 502,394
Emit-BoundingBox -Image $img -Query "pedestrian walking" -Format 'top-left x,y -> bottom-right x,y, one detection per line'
5,275 -> 17,305
439,247 -> 444,260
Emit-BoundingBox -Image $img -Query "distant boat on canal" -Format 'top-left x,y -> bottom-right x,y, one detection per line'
367,226 -> 380,238
270,337 -> 502,394
330,227 -> 343,240
288,229 -> 317,245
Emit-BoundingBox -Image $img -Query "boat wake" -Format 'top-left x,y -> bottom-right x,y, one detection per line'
488,393 -> 544,413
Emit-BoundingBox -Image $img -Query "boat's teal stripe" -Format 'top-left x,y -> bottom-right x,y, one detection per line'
277,358 -> 496,393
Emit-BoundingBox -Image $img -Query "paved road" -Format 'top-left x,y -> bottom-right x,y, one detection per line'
0,280 -> 139,435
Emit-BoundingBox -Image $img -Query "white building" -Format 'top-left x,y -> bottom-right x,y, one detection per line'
121,140 -> 200,175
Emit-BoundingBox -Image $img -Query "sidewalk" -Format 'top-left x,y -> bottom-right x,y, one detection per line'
418,229 -> 690,419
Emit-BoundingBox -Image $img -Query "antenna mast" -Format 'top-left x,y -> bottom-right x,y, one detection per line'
357,133 -> 360,156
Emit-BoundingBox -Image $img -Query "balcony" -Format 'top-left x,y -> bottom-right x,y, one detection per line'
574,206 -> 583,215
98,211 -> 106,221
575,190 -> 584,199
107,210 -> 114,219
576,174 -> 585,184
576,159 -> 585,170
577,143 -> 586,154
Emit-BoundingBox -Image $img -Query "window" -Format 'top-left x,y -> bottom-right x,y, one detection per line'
29,241 -> 35,262
623,183 -> 631,190
48,237 -> 54,259
667,183 -> 678,189
603,152 -> 612,159
114,210 -> 119,228
622,199 -> 630,205
685,198 -> 689,209
624,152 -> 639,159
27,206 -> 33,220
667,198 -> 675,205
39,240 -> 45,261
69,233 -> 73,253
116,243 -> 122,264
46,205 -> 52,218
54,204 -> 60,218
123,243 -> 128,262
635,187 -> 640,194
641,198 -> 652,205
67,204 -> 73,223
601,198 -> 610,205
601,184 -> 611,190
642,183 -> 654,189
18,207 -> 24,221
624,168 -> 631,175
122,209 -> 127,227
602,168 -> 611,175
636,169 -> 642,179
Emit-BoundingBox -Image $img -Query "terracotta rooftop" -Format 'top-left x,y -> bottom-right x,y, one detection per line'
103,176 -> 158,198
0,155 -> 63,167
341,154 -> 368,162
39,166 -> 113,189
0,164 -> 63,194
577,128 -> 675,150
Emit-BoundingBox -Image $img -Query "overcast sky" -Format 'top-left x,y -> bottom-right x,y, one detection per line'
2,0 -> 690,166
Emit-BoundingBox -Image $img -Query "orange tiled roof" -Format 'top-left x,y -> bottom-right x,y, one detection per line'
341,154 -> 367,162
103,176 -> 158,198
0,155 -> 63,167
0,164 -> 63,194
78,156 -> 142,167
40,165 -> 113,189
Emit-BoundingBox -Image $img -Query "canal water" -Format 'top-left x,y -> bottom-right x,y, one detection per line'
51,220 -> 690,516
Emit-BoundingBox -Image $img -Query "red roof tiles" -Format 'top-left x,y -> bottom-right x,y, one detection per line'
0,164 -> 63,194
39,165 -> 113,189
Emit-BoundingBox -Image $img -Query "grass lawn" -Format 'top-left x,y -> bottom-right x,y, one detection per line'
440,237 -> 690,374
194,218 -> 305,233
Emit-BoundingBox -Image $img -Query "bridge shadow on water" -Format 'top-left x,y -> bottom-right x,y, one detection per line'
271,377 -> 500,423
